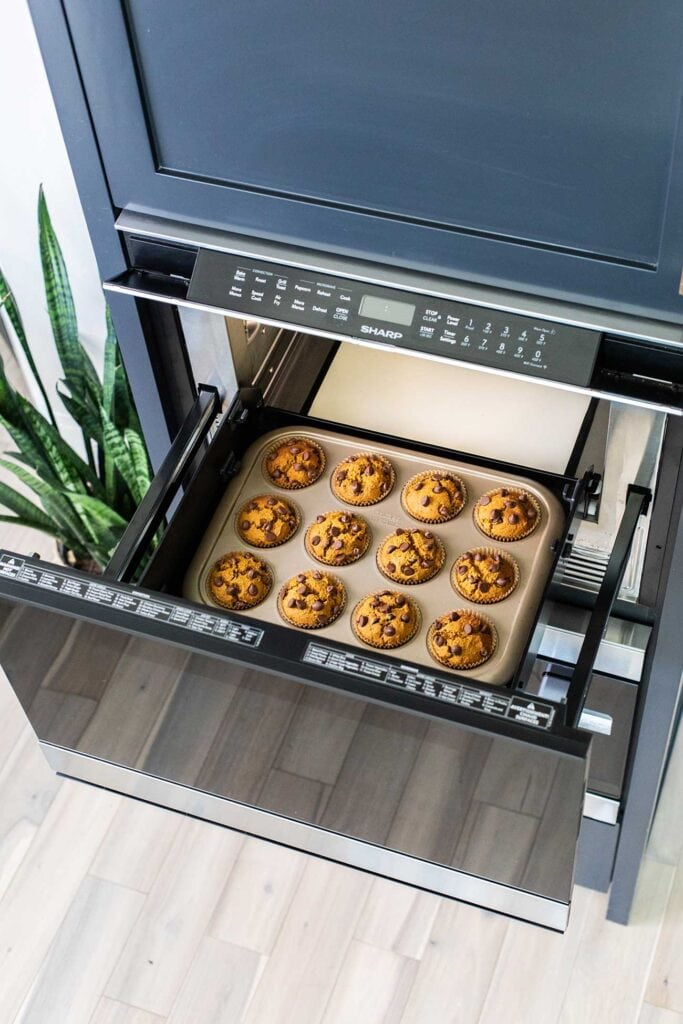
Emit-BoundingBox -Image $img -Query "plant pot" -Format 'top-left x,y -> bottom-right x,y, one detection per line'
56,542 -> 102,576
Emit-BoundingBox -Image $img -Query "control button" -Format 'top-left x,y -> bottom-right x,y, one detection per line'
234,270 -> 246,282
311,305 -> 328,315
228,286 -> 242,298
446,314 -> 460,326
250,290 -> 264,302
514,345 -> 525,358
465,318 -> 475,331
294,283 -> 312,294
316,288 -> 332,298
291,299 -> 305,312
339,292 -> 352,303
333,307 -> 349,321
419,326 -> 435,338
483,321 -> 493,334
439,333 -> 457,345
276,278 -> 288,290
254,274 -> 269,284
460,335 -> 472,347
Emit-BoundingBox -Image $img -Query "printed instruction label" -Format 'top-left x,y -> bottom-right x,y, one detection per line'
302,641 -> 555,729
0,554 -> 263,648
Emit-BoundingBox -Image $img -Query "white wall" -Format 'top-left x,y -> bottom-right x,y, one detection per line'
0,0 -> 105,452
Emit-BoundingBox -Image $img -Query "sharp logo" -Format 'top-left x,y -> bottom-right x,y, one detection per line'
360,325 -> 403,339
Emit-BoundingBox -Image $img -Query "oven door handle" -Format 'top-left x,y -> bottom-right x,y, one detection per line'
565,484 -> 651,727
106,386 -> 220,583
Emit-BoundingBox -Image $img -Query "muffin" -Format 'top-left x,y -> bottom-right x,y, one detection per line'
402,471 -> 466,523
473,487 -> 541,541
330,452 -> 395,506
352,590 -> 420,649
236,494 -> 300,548
277,570 -> 346,629
305,510 -> 370,566
451,548 -> 519,604
377,527 -> 445,584
264,436 -> 325,489
427,610 -> 497,670
207,552 -> 272,610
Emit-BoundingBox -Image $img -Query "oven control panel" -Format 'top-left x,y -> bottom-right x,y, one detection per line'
188,250 -> 601,387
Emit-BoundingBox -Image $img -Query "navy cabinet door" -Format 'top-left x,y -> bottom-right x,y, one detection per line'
60,0 -> 683,321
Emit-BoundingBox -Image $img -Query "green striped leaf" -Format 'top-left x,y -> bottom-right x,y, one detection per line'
0,481 -> 56,533
124,427 -> 151,498
15,396 -> 106,499
0,269 -> 58,427
102,414 -> 144,504
102,306 -> 117,419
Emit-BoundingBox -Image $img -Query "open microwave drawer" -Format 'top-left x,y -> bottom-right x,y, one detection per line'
0,386 -> 649,932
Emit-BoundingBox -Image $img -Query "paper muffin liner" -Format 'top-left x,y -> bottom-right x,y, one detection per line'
262,436 -> 326,490
450,547 -> 520,605
401,471 -> 468,524
234,494 -> 301,549
276,571 -> 347,629
205,552 -> 273,611
304,510 -> 372,566
426,609 -> 498,671
329,452 -> 396,507
351,591 -> 421,650
375,530 -> 446,585
472,487 -> 542,542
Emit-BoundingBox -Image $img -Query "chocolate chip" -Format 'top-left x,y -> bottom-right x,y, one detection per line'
228,585 -> 239,596
311,536 -> 321,546
358,615 -> 369,627
340,514 -> 350,523
336,471 -> 347,482
297,599 -> 306,609
302,450 -> 311,461
420,559 -> 431,568
433,483 -> 443,493
463,622 -> 473,635
474,552 -> 484,562
479,582 -> 490,593
351,524 -> 360,534
264,530 -> 276,543
273,468 -> 282,477
288,598 -> 297,608
457,565 -> 467,575
450,612 -> 460,621
387,562 -> 397,573
351,482 -> 362,494
297,584 -> 307,595
434,634 -> 445,647
414,482 -> 424,491
450,644 -> 462,656
495,576 -> 508,586
528,508 -> 537,518
331,527 -> 341,536
508,513 -> 519,524
364,464 -> 374,476
438,506 -> 449,516
396,528 -> 405,535
296,573 -> 306,582
247,583 -> 258,596
479,495 -> 490,506
352,547 -> 360,556
400,542 -> 410,552
387,545 -> 397,553
312,599 -> 324,610
420,496 -> 430,506
490,511 -> 503,523
293,462 -> 304,472
481,623 -> 490,634
500,488 -> 508,497
400,613 -> 411,623
403,566 -> 415,576
332,539 -> 343,549
395,596 -> 405,606
313,571 -> 322,579
316,515 -> 325,523
424,531 -> 433,539
384,625 -> 396,636
240,520 -> 250,530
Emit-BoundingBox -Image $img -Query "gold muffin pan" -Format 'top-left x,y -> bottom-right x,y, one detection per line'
183,427 -> 566,685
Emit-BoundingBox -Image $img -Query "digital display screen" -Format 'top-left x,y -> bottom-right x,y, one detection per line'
359,294 -> 416,326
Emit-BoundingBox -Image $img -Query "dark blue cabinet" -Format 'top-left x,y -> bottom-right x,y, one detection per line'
62,0 -> 683,321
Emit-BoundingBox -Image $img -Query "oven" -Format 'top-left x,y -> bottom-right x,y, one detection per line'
9,0 -> 683,932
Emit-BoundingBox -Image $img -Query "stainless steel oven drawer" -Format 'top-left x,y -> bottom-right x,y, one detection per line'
0,389 -> 649,931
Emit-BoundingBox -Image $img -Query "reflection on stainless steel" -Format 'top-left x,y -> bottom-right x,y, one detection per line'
578,709 -> 613,736
0,603 -> 585,928
41,743 -> 570,930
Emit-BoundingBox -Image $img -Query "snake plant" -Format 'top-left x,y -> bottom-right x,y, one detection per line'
0,187 -> 152,569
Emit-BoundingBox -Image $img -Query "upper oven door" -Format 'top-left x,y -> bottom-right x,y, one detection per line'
47,0 -> 683,321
